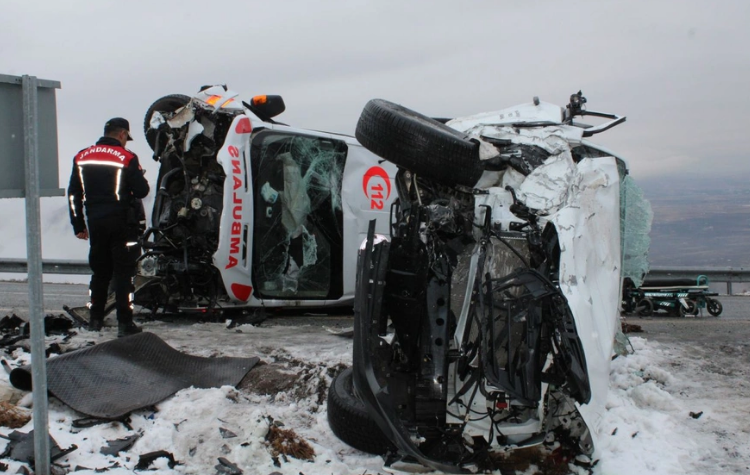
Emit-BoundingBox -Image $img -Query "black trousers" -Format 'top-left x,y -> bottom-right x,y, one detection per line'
87,215 -> 140,323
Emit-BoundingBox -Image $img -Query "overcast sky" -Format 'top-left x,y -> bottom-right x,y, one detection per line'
1,0 -> 749,261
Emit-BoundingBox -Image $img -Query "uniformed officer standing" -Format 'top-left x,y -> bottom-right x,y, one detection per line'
67,118 -> 150,337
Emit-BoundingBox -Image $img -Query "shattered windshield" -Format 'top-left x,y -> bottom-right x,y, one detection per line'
250,132 -> 346,299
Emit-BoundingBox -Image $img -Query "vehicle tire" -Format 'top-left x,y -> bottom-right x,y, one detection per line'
327,368 -> 394,455
679,299 -> 698,317
706,298 -> 723,317
143,94 -> 191,151
355,99 -> 484,187
637,298 -> 653,317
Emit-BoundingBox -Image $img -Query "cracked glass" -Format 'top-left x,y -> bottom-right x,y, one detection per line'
620,175 -> 653,288
250,131 -> 346,299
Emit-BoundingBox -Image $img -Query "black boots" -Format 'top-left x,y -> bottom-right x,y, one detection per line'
88,318 -> 103,331
118,321 -> 142,338
88,309 -> 104,332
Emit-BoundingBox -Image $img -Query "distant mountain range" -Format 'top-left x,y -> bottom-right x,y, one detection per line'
639,174 -> 749,268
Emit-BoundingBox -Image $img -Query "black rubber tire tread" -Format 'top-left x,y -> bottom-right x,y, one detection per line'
706,298 -> 723,317
143,94 -> 192,150
637,298 -> 653,317
355,99 -> 484,187
327,367 -> 394,455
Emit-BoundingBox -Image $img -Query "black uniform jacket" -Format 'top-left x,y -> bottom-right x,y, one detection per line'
67,137 -> 150,234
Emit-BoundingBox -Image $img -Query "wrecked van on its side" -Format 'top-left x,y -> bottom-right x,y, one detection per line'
132,86 -> 398,318
327,92 -> 652,472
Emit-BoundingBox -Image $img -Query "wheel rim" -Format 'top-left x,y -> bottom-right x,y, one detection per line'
707,298 -> 723,316
680,300 -> 697,316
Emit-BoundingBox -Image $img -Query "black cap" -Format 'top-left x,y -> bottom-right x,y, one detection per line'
104,117 -> 133,141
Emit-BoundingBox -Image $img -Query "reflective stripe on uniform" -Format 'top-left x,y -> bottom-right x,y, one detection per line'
77,160 -> 125,168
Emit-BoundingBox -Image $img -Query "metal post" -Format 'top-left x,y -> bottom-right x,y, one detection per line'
22,75 -> 51,475
727,281 -> 733,296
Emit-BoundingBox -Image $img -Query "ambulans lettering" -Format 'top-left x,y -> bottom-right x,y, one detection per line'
226,157 -> 244,269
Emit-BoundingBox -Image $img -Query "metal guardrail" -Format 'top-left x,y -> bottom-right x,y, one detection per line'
0,258 -> 91,275
1,259 -> 748,294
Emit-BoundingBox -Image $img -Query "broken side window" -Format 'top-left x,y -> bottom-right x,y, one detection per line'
620,175 -> 653,288
250,131 -> 346,299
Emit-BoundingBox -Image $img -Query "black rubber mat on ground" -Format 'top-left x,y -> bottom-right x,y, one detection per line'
9,332 -> 259,419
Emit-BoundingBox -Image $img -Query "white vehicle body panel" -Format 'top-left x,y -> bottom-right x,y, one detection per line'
213,115 -> 255,302
444,118 -> 626,456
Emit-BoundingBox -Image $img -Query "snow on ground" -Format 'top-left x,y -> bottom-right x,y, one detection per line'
1,321 -> 749,474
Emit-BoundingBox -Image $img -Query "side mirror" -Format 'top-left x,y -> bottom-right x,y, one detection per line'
249,95 -> 286,119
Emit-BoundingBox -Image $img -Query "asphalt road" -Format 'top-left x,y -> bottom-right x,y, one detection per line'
2,281 -> 749,347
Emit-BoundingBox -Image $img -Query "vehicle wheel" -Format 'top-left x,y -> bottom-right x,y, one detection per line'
637,298 -> 653,317
706,298 -> 723,317
327,368 -> 394,455
679,299 -> 698,317
143,94 -> 191,151
355,99 -> 484,187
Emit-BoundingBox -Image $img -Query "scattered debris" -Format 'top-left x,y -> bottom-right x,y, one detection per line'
22,314 -> 74,336
73,415 -> 132,430
0,315 -> 24,331
135,450 -> 178,470
62,305 -> 90,328
621,322 -> 644,333
100,434 -> 141,456
1,313 -> 79,355
689,411 -> 704,419
0,402 -> 31,429
215,456 -> 243,475
220,427 -> 238,439
265,423 -> 314,461
323,326 -> 354,338
0,430 -> 77,467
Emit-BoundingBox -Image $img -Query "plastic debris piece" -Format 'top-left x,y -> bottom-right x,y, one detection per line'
216,457 -> 243,475
220,427 -> 238,439
0,430 -> 77,467
100,434 -> 140,456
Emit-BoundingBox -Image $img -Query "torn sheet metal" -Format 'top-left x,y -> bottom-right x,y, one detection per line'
452,118 -> 630,460
9,332 -> 258,419
0,430 -> 77,467
447,100 -> 565,130
549,158 -> 622,459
